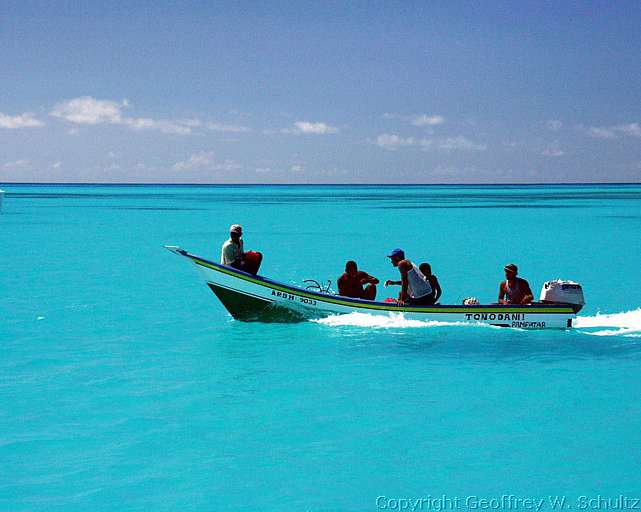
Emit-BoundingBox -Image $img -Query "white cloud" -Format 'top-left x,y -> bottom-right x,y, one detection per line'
206,121 -> 252,133
52,161 -> 62,169
375,134 -> 416,150
587,122 -> 641,140
123,117 -> 191,135
253,163 -> 304,174
172,151 -> 241,172
291,121 -> 339,134
213,160 -> 242,172
50,96 -> 193,135
423,136 -> 486,151
412,114 -> 445,127
431,164 -> 480,177
547,120 -> 563,131
383,113 -> 445,127
134,162 -> 157,172
375,133 -> 486,152
542,146 -> 565,157
3,159 -> 31,169
618,123 -> 641,138
0,112 -> 45,129
51,97 -> 124,124
173,151 -> 215,171
587,126 -> 617,139
179,119 -> 202,128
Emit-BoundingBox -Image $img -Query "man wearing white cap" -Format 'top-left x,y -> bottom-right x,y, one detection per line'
221,224 -> 245,267
220,224 -> 263,275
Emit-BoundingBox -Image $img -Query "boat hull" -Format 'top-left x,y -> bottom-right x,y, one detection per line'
167,247 -> 577,329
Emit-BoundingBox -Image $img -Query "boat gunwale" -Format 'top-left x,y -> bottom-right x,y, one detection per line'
170,247 -> 576,315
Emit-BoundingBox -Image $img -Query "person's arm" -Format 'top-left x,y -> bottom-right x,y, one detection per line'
239,240 -> 245,262
432,277 -> 442,302
360,272 -> 379,285
521,280 -> 534,304
384,280 -> 401,287
398,260 -> 411,302
232,246 -> 242,266
498,281 -> 507,304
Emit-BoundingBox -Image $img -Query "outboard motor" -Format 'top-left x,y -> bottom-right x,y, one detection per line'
539,280 -> 585,312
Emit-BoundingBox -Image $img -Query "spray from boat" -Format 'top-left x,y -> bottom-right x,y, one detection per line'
574,309 -> 641,337
314,312 -> 498,329
314,309 -> 641,336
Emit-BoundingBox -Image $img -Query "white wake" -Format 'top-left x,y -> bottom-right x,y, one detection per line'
312,309 -> 641,336
313,312 -> 485,329
575,309 -> 641,337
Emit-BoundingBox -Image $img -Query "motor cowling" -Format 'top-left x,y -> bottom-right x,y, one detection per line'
539,280 -> 585,311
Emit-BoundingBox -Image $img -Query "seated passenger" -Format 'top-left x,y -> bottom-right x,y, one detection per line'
498,263 -> 533,304
337,261 -> 379,300
220,224 -> 262,275
385,248 -> 436,305
419,263 -> 442,303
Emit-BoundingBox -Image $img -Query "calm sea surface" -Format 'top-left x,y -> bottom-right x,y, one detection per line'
1,184 -> 640,511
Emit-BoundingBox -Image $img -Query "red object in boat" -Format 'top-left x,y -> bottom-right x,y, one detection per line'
244,251 -> 263,275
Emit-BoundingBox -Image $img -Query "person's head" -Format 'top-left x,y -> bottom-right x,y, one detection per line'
504,263 -> 518,281
387,248 -> 405,267
345,260 -> 358,276
419,262 -> 432,276
230,224 -> 243,241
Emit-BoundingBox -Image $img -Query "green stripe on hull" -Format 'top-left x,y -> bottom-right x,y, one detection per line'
194,257 -> 574,315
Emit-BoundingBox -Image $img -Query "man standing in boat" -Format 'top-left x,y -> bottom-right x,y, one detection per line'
386,248 -> 436,305
498,263 -> 533,304
220,224 -> 262,275
337,261 -> 379,300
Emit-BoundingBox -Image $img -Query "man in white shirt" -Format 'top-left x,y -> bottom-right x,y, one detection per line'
221,224 -> 244,268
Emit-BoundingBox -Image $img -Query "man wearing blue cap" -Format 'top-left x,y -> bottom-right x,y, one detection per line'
385,248 -> 436,305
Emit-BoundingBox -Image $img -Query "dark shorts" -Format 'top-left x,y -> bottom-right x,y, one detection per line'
406,292 -> 437,305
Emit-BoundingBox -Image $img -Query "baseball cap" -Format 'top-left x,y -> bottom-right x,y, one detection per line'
504,263 -> 518,274
229,224 -> 243,234
387,248 -> 405,259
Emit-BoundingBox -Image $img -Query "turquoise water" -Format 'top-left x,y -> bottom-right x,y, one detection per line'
1,184 -> 641,511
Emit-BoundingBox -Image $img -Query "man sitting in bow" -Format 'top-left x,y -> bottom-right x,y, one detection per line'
220,224 -> 262,275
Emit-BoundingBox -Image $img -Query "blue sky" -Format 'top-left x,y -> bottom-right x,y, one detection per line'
1,0 -> 640,183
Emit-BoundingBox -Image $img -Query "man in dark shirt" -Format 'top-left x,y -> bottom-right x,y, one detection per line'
337,261 -> 379,300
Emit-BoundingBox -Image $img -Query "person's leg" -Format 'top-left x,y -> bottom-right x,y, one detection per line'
407,292 -> 436,305
422,291 -> 437,305
362,284 -> 377,300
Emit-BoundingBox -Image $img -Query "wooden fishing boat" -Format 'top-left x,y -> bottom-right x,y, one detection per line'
166,246 -> 583,329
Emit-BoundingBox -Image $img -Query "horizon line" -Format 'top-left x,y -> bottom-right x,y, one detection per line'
1,181 -> 640,187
